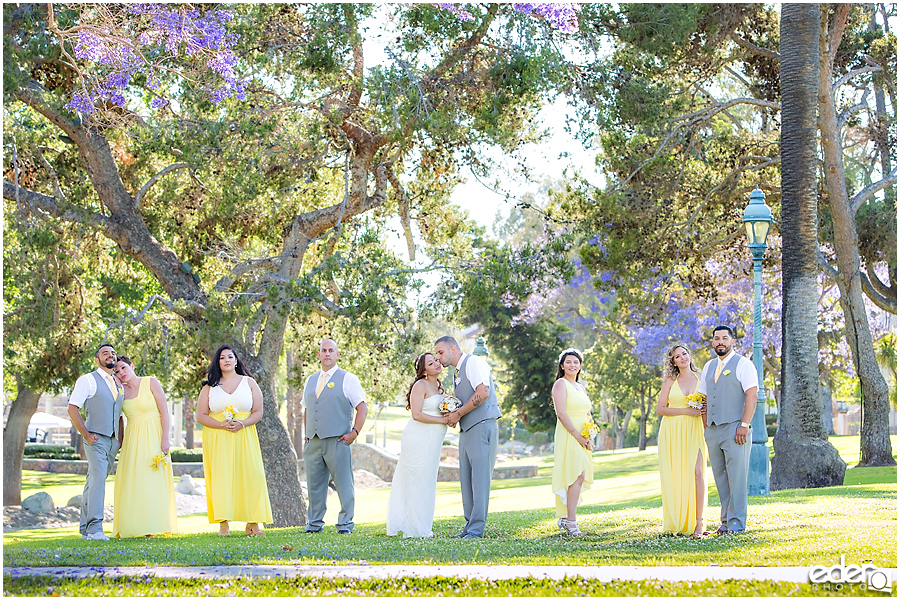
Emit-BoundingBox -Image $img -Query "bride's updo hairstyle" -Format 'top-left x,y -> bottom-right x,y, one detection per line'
405,352 -> 444,410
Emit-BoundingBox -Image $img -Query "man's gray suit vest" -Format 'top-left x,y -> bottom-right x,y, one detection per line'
84,371 -> 124,437
305,369 -> 353,439
705,354 -> 746,426
455,355 -> 502,432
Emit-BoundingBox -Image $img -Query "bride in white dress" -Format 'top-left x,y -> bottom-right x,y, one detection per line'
386,352 -> 453,538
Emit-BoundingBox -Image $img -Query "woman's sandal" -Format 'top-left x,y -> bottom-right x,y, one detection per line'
690,520 -> 705,539
246,523 -> 265,537
218,522 -> 230,536
558,518 -> 585,537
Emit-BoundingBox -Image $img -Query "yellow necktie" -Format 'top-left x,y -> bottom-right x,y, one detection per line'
107,375 -> 118,397
315,373 -> 328,398
714,360 -> 725,383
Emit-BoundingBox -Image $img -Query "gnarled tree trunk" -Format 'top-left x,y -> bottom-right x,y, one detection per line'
771,2 -> 846,490
3,376 -> 42,505
817,4 -> 895,467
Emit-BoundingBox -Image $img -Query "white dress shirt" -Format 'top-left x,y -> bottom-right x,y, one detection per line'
68,368 -> 119,408
696,350 -> 759,396
457,353 -> 492,390
301,365 -> 366,408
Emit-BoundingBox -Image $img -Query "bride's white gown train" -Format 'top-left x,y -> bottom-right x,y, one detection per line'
386,394 -> 447,538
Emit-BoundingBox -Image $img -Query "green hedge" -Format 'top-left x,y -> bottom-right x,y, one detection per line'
170,448 -> 203,463
24,444 -> 77,457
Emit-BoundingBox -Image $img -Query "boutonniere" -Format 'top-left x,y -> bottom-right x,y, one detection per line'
723,370 -> 732,376
327,382 -> 335,389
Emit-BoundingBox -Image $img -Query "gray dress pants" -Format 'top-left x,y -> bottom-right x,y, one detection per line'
458,419 -> 498,537
304,436 -> 355,533
704,421 -> 751,532
80,433 -> 119,535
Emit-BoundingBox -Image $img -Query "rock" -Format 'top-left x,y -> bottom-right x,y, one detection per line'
67,495 -> 82,508
175,474 -> 204,495
22,492 -> 55,514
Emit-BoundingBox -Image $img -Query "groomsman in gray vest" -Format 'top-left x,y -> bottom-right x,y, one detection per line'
434,336 -> 502,539
67,343 -> 125,541
696,326 -> 759,535
302,339 -> 368,534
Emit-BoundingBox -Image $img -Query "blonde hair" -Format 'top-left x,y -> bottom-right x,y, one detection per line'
663,344 -> 700,380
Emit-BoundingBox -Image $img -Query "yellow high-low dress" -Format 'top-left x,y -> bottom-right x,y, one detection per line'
658,374 -> 707,533
203,376 -> 273,525
552,379 -> 594,518
113,377 -> 177,538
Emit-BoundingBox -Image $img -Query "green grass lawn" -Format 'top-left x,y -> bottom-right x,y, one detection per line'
6,435 -> 895,596
7,436 -> 895,568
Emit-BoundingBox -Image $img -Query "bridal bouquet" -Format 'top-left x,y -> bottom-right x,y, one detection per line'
150,453 -> 170,471
581,421 -> 599,439
685,393 -> 706,411
222,404 -> 236,421
439,395 -> 462,414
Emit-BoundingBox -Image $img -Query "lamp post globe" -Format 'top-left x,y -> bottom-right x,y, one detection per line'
743,186 -> 772,496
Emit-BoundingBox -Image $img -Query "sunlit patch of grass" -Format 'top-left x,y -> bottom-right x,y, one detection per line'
3,574 -> 894,597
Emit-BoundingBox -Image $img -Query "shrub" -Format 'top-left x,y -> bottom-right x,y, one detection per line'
24,444 -> 76,456
528,431 -> 550,446
170,448 -> 204,463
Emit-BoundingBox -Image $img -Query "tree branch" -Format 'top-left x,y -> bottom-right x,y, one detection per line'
837,89 -> 870,129
833,64 -> 882,93
817,248 -> 839,279
3,180 -> 110,229
213,256 -> 282,293
385,163 -> 416,261
861,269 -> 897,314
849,168 -> 897,214
729,32 -> 780,61
134,163 -> 191,209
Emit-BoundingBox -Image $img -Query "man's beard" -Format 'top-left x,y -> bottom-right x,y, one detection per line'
714,346 -> 729,356
105,359 -> 116,368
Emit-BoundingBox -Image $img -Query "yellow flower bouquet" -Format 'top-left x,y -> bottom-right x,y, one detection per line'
150,453 -> 170,471
685,392 -> 706,411
581,421 -> 599,439
222,404 -> 236,421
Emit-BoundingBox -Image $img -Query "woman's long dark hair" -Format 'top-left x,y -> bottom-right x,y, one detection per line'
405,352 -> 444,410
555,349 -> 583,382
203,344 -> 250,387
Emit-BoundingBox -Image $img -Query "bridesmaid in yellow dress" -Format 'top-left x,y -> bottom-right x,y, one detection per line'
111,356 -> 177,538
656,343 -> 708,538
197,344 -> 272,536
551,348 -> 594,536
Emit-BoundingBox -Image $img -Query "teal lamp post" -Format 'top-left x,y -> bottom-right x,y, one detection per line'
473,337 -> 489,357
742,187 -> 772,496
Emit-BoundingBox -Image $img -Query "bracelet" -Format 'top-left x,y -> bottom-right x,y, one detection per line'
351,427 -> 359,435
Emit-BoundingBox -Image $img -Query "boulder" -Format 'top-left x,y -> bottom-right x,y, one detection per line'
22,492 -> 55,514
67,495 -> 82,508
175,474 -> 206,496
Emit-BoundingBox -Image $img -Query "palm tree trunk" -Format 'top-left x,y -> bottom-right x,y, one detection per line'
771,3 -> 846,490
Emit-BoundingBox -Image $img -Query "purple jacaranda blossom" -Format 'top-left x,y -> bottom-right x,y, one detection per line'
63,3 -> 245,117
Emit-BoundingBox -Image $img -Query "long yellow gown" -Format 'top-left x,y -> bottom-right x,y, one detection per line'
113,377 -> 177,538
552,379 -> 594,518
658,373 -> 708,534
203,376 -> 273,524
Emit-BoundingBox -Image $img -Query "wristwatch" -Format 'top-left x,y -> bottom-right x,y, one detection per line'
740,422 -> 751,428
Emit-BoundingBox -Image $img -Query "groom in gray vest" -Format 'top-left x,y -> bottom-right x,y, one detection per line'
435,336 -> 501,539
67,343 -> 125,541
302,339 -> 368,534
696,326 -> 759,535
